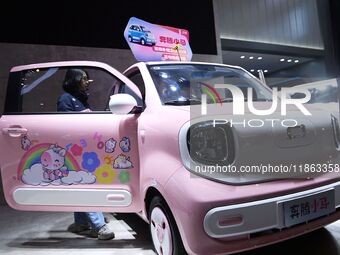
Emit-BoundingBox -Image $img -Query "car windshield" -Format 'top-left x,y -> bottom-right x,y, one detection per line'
290,84 -> 338,104
147,64 -> 273,105
140,26 -> 151,33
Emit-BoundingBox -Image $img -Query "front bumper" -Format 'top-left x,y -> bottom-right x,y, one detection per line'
146,38 -> 156,45
204,181 -> 340,238
164,168 -> 340,255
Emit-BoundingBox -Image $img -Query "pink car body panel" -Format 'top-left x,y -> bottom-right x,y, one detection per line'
0,113 -> 141,212
1,60 -> 340,254
164,168 -> 340,254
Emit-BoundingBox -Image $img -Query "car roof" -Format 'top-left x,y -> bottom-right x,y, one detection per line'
125,61 -> 251,75
143,61 -> 242,69
123,61 -> 263,84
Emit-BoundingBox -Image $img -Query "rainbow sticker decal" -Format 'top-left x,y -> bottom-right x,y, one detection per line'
17,143 -> 80,179
17,143 -> 99,187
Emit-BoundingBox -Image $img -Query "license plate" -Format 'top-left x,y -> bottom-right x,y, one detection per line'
282,189 -> 335,227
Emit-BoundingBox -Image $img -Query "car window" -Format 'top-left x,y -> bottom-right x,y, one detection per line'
118,70 -> 144,107
126,70 -> 145,100
5,66 -> 122,113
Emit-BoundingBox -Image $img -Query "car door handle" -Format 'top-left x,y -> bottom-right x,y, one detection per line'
2,127 -> 28,137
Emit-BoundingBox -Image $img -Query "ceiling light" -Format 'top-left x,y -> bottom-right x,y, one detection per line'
240,56 -> 245,59
287,59 -> 292,62
249,56 -> 254,59
264,70 -> 268,73
250,69 -> 255,72
280,58 -> 285,62
170,85 -> 178,91
160,72 -> 169,78
257,57 -> 262,60
257,69 -> 261,72
294,60 -> 299,63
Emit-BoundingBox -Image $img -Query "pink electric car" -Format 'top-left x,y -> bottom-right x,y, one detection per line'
1,61 -> 340,255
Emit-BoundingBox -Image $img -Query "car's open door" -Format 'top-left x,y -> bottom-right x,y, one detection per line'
0,61 -> 142,213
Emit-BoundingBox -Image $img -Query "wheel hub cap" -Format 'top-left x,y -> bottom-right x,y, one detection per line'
151,207 -> 173,255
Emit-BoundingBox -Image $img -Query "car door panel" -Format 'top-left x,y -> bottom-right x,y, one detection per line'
0,62 -> 141,213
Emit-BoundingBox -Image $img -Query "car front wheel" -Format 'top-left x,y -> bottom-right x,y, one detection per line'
149,196 -> 187,255
128,36 -> 132,42
141,38 -> 146,45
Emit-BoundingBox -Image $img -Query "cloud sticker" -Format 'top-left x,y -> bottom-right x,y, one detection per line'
22,163 -> 50,186
61,170 -> 96,185
21,163 -> 96,186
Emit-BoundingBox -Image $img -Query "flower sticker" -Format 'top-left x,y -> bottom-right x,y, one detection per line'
119,170 -> 130,184
95,165 -> 116,184
82,152 -> 100,172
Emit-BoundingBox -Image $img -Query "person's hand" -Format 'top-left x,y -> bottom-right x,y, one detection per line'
81,108 -> 92,112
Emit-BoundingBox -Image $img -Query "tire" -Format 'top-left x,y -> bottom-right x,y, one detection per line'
128,36 -> 132,42
141,38 -> 146,45
149,196 -> 187,255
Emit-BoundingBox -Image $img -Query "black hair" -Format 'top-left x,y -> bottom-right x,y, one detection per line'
62,68 -> 90,108
63,69 -> 87,93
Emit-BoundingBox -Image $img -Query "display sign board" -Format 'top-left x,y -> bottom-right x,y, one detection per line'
124,17 -> 192,62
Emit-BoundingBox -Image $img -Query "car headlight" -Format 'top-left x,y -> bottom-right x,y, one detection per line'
187,120 -> 234,165
331,114 -> 340,150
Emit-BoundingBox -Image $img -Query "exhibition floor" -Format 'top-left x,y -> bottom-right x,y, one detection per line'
0,205 -> 340,255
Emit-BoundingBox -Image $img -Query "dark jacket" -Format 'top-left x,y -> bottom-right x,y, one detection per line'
57,92 -> 87,112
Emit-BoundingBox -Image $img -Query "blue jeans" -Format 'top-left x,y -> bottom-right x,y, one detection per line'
74,212 -> 105,230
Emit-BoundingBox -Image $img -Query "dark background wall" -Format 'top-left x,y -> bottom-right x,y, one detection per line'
216,0 -> 340,87
329,0 -> 340,76
0,0 -> 217,55
316,0 -> 339,77
267,59 -> 327,88
268,0 -> 340,87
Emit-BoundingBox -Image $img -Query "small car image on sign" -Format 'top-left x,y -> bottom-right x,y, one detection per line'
128,24 -> 156,46
124,17 -> 193,61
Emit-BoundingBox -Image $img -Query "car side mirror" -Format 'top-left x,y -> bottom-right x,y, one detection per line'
109,94 -> 138,114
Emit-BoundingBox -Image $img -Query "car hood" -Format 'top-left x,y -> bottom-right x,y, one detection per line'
175,101 -> 340,184
165,101 -> 338,118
